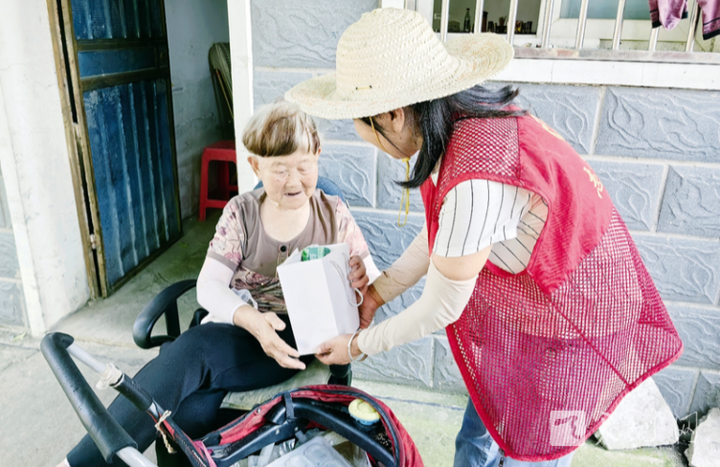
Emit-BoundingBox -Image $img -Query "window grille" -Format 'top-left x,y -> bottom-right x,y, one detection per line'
404,0 -> 720,64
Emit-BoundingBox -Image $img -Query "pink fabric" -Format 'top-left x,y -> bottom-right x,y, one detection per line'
650,0 -> 720,40
699,0 -> 720,39
420,114 -> 683,461
193,441 -> 217,467
649,0 -> 687,31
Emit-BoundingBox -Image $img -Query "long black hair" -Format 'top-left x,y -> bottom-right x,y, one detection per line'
361,85 -> 526,189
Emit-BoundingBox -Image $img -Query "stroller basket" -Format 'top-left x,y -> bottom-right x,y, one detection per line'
41,332 -> 423,467
201,386 -> 412,466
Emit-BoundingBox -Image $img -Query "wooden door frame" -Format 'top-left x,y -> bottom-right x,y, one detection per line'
45,0 -> 102,298
46,0 -> 184,298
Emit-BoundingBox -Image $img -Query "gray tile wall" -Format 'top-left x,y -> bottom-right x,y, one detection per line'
0,168 -> 26,327
250,0 -> 720,418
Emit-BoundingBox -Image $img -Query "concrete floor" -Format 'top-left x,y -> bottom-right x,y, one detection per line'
0,212 -> 688,467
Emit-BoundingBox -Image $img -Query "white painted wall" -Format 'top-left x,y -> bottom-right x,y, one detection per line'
164,0 -> 230,218
227,0 -> 257,194
0,0 -> 90,334
493,58 -> 720,90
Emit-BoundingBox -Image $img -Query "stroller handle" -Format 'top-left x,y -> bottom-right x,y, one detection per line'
41,332 -> 158,467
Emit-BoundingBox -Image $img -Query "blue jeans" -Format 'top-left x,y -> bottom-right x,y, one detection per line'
454,400 -> 576,467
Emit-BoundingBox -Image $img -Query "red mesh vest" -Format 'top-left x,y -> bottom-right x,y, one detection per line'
420,115 -> 683,461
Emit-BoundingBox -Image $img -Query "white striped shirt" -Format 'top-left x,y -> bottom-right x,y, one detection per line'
432,177 -> 548,274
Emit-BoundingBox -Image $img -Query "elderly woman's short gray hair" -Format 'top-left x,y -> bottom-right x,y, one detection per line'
242,100 -> 321,158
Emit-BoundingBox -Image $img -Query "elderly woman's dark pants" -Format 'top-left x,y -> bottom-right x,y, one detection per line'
67,319 -> 313,466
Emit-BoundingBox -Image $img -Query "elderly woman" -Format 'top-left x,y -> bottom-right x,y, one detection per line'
294,9 -> 683,467
57,101 -> 379,467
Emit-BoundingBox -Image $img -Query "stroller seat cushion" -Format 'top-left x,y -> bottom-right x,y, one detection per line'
221,359 -> 331,411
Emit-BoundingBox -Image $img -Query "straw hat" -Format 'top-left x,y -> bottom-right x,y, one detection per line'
285,8 -> 513,120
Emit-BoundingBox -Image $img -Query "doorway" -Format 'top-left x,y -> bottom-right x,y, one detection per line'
50,0 -> 231,298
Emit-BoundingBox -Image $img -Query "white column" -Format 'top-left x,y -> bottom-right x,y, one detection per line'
416,0 -> 434,25
575,0 -> 590,49
0,87 -> 44,335
507,0 -> 519,45
473,0 -> 485,33
440,0 -> 450,42
0,0 -> 90,334
612,0 -> 627,50
685,0 -> 700,52
227,0 -> 257,193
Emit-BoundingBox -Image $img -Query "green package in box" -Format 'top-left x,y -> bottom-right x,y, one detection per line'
301,246 -> 331,262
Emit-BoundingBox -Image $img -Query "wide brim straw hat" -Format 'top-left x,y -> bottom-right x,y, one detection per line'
285,8 -> 513,120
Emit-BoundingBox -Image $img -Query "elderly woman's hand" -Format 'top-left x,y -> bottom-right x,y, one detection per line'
315,332 -> 363,365
348,255 -> 369,293
244,310 -> 306,370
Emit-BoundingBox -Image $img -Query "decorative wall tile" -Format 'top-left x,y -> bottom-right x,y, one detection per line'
318,119 -> 362,142
319,144 -> 375,207
668,306 -> 720,370
251,0 -> 377,68
433,335 -> 466,393
658,166 -> 720,238
374,282 -> 423,323
352,211 -> 424,270
0,232 -> 19,279
633,234 -> 720,304
353,336 -> 433,387
253,71 -> 313,109
596,87 -> 720,162
377,153 -> 424,213
0,281 -> 25,327
587,160 -> 665,231
688,371 -> 720,418
513,83 -> 601,154
653,366 -> 698,419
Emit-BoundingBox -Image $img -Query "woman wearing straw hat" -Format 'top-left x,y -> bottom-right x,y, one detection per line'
290,8 -> 683,467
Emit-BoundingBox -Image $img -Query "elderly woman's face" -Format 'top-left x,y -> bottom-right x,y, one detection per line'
251,149 -> 319,211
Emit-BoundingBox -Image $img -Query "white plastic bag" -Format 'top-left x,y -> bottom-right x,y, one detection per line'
276,243 -> 361,355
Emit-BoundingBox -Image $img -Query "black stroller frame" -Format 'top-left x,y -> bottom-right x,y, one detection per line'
42,332 -> 405,467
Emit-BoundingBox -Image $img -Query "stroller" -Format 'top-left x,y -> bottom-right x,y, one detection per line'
42,332 -> 424,467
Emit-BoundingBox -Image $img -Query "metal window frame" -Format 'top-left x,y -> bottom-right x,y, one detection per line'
433,0 -> 716,64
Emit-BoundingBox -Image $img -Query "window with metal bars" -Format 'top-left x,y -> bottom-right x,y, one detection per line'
412,0 -> 720,61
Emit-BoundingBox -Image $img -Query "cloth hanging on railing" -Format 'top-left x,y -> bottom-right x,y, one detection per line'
649,0 -> 720,40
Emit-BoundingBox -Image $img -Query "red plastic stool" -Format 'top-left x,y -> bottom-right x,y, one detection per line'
199,140 -> 238,221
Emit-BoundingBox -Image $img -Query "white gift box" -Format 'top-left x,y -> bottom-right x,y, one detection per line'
276,243 -> 361,355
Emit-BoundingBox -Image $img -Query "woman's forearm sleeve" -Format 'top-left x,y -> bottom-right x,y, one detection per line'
371,224 -> 431,304
196,256 -> 251,324
357,259 -> 476,356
